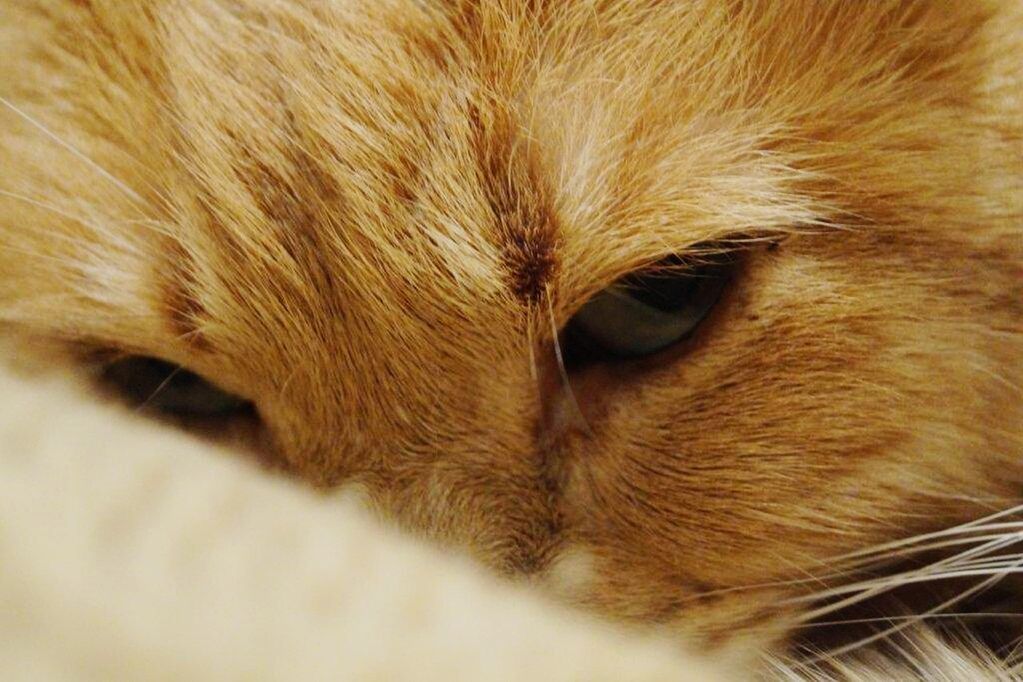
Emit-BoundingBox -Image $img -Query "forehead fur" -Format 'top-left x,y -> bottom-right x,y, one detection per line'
3,0 -> 1014,325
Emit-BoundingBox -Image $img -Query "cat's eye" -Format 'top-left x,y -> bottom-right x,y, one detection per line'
101,356 -> 251,418
565,254 -> 734,360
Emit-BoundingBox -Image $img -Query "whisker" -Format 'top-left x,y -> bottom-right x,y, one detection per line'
806,611 -> 1023,629
134,366 -> 185,414
841,530 -> 1023,571
796,566 -> 1023,618
0,189 -> 156,251
999,633 -> 1023,663
0,96 -> 146,206
802,552 -> 1023,664
669,529 -> 1023,607
830,511 -> 1023,564
789,534 -> 1020,621
0,244 -> 95,269
544,284 -> 590,434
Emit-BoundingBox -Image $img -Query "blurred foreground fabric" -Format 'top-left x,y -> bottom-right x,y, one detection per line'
0,369 -> 719,681
2,370 -> 1012,681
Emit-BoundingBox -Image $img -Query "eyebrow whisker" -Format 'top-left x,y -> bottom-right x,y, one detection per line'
545,284 -> 590,435
134,365 -> 186,414
0,95 -> 147,206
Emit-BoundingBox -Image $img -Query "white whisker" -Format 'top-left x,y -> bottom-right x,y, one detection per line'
803,552 -> 1023,664
831,510 -> 1023,564
843,530 -> 1023,570
0,96 -> 146,206
134,366 -> 185,414
544,284 -> 590,434
670,527 -> 1023,607
789,533 -> 1021,621
0,188 -> 175,242
807,611 -> 1023,629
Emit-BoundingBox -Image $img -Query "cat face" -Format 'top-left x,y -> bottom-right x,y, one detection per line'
2,0 -> 1021,646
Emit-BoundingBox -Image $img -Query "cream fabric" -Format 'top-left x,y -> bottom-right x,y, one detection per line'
0,370 -> 720,681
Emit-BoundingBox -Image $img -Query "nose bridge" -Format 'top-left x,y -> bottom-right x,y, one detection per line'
355,345 -> 565,574
246,253 -> 566,570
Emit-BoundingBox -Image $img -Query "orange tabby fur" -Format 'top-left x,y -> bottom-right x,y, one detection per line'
1,0 -> 1021,667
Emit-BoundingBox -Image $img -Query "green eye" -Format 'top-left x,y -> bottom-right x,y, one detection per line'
566,255 -> 733,359
102,356 -> 250,418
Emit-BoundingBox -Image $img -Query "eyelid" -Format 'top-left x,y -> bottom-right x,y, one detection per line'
570,282 -> 717,356
562,249 -> 736,363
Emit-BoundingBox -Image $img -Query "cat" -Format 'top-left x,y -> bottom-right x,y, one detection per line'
2,0 -> 1021,673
